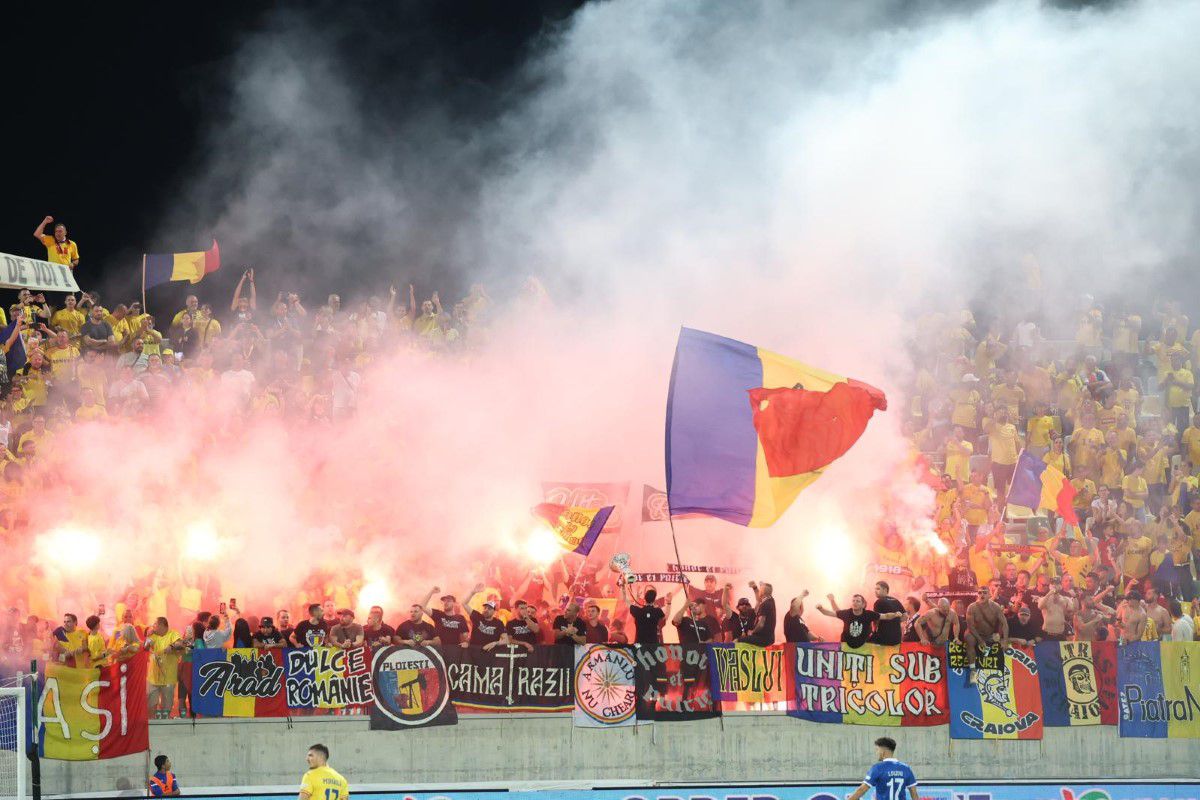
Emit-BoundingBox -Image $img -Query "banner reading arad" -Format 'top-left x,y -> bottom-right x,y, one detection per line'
38,653 -> 149,761
0,251 -> 81,292
573,645 -> 638,728
191,648 -> 288,717
369,645 -> 457,730
788,643 -> 948,726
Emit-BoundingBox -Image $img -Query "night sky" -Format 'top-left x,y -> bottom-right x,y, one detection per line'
0,1 -> 582,311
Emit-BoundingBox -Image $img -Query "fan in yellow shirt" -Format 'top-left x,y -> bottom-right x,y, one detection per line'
50,295 -> 87,336
75,387 -> 108,421
1027,406 -> 1060,450
949,377 -> 982,430
1069,418 -> 1106,470
1118,526 -> 1155,580
1163,353 -> 1195,432
1149,331 -> 1188,383
1098,438 -> 1126,490
1076,308 -> 1103,348
1121,471 -> 1149,510
991,372 -> 1025,420
33,215 -> 80,268
944,427 -> 973,483
300,745 -> 349,800
1043,437 -> 1071,476
44,332 -> 79,381
1046,534 -> 1097,584
959,473 -> 995,528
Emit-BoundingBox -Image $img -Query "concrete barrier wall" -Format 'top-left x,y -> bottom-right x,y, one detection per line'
39,713 -> 1200,797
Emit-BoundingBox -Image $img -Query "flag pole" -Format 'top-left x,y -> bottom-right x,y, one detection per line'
140,254 -> 147,314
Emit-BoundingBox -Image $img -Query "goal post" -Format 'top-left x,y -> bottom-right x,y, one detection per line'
0,684 -> 27,800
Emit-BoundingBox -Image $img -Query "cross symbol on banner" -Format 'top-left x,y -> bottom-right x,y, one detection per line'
492,645 -> 528,705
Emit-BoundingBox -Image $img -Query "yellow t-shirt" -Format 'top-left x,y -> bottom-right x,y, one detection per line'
1113,316 -> 1141,354
1058,554 -> 1095,584
1071,478 -> 1097,510
1076,311 -> 1102,347
146,631 -> 183,685
1184,510 -> 1200,550
1121,474 -> 1149,509
1144,448 -> 1170,485
1182,427 -> 1200,467
1151,341 -> 1189,381
77,361 -> 107,406
195,316 -> 222,346
1100,448 -> 1126,489
960,483 -> 994,525
1070,427 -> 1105,469
45,344 -> 79,381
40,234 -> 79,267
1027,415 -> 1058,448
1043,449 -> 1071,476
1166,369 -> 1195,409
59,628 -> 87,664
75,404 -> 108,422
1097,405 -> 1126,432
945,439 -> 973,482
1115,425 -> 1138,455
949,388 -> 981,428
50,308 -> 86,336
87,632 -> 110,667
992,385 -> 1025,419
1121,535 -> 1155,579
301,766 -> 349,800
986,421 -> 1020,466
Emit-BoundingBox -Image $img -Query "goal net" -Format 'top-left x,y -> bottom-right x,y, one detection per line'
0,685 -> 26,800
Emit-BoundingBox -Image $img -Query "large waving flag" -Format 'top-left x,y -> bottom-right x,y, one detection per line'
143,239 -> 220,290
1007,450 -> 1078,525
532,503 -> 613,556
665,328 -> 886,527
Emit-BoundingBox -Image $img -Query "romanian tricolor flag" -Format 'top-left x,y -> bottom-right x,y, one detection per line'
38,654 -> 149,760
532,503 -> 613,556
708,643 -> 794,708
143,239 -> 220,290
1008,450 -> 1078,525
948,646 -> 1044,740
190,648 -> 288,718
666,328 -> 886,527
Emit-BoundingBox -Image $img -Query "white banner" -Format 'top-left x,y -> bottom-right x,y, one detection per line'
572,645 -> 637,728
0,251 -> 81,292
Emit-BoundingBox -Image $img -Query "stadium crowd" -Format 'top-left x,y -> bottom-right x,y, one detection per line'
1,219 -> 1199,718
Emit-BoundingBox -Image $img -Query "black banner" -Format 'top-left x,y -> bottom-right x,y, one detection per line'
634,644 -> 721,722
443,645 -> 574,712
948,640 -> 1007,672
369,645 -> 458,730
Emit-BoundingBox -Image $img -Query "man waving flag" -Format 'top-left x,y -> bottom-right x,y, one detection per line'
666,327 -> 886,527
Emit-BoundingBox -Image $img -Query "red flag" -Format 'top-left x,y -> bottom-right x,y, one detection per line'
748,379 -> 887,477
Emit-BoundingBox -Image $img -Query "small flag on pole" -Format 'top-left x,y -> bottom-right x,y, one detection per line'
143,240 -> 220,291
531,503 -> 613,556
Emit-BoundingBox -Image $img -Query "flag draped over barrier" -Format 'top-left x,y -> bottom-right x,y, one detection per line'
38,654 -> 149,760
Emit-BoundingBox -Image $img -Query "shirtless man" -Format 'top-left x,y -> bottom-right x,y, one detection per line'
1073,596 -> 1116,642
965,585 -> 1008,669
1037,584 -> 1075,641
916,597 -> 960,645
1116,592 -> 1148,644
1143,588 -> 1171,641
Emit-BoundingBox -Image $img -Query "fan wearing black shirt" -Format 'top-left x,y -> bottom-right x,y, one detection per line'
505,602 -> 541,652
363,606 -> 396,649
622,583 -> 666,645
783,592 -> 816,643
672,600 -> 715,644
396,604 -> 439,647
1005,604 -> 1043,646
251,616 -> 285,648
581,603 -> 609,643
741,581 -> 777,645
722,590 -> 757,642
817,593 -> 901,649
469,601 -> 505,651
420,587 -> 469,649
290,604 -> 330,648
869,582 -> 906,646
275,609 -> 295,649
552,603 -> 587,646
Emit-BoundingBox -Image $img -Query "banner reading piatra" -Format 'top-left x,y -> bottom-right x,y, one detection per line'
38,653 -> 149,760
787,643 -> 948,726
0,250 -> 81,292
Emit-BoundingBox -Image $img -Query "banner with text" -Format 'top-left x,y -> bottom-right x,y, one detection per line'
948,646 -> 1043,739
573,645 -> 638,728
369,645 -> 458,730
788,643 -> 948,726
0,250 -> 81,292
38,653 -> 149,760
543,481 -> 630,533
1034,640 -> 1118,727
444,645 -> 574,713
708,643 -> 794,710
635,643 -> 720,722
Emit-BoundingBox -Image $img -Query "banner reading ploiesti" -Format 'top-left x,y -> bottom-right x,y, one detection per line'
369,645 -> 458,730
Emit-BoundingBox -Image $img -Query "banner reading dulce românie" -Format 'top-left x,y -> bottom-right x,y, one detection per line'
788,643 -> 949,726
